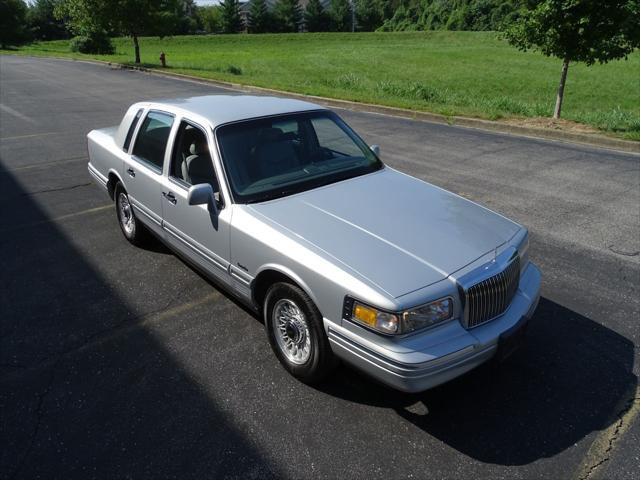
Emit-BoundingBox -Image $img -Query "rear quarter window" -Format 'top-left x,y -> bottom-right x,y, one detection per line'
123,109 -> 143,152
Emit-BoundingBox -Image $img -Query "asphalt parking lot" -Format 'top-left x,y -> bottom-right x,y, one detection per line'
1,55 -> 638,479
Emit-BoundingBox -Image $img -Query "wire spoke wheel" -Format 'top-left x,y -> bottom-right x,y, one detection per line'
118,192 -> 134,235
272,298 -> 312,365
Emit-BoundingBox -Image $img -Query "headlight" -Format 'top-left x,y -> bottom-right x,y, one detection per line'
402,298 -> 453,333
348,297 -> 453,335
352,302 -> 399,334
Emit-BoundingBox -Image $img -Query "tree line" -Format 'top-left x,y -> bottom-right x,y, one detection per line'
2,0 -> 531,46
187,0 -> 525,35
1,0 -> 637,120
1,0 -> 201,50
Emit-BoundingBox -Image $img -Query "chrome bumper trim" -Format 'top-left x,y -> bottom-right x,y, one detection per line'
328,262 -> 541,392
87,162 -> 107,189
328,328 -> 477,376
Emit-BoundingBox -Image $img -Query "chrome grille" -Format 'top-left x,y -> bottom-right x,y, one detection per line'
465,258 -> 520,328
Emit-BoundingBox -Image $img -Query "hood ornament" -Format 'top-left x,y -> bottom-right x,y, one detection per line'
483,248 -> 499,271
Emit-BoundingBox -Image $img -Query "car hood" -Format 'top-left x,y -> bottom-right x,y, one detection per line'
248,167 -> 521,298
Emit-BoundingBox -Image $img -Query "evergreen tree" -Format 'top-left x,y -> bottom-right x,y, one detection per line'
304,0 -> 330,32
0,0 -> 29,47
273,0 -> 302,32
219,0 -> 242,33
355,0 -> 383,31
172,0 -> 199,34
27,0 -> 70,41
249,0 -> 273,33
329,0 -> 352,31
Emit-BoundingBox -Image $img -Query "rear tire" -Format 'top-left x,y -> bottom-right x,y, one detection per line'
264,282 -> 336,384
115,183 -> 149,247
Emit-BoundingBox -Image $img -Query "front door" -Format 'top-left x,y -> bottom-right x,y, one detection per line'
159,119 -> 232,285
124,110 -> 175,237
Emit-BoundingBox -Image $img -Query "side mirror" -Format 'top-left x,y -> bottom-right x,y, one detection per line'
370,144 -> 380,157
187,183 -> 217,215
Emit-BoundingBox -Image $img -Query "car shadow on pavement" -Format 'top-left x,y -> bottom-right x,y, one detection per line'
128,193 -> 637,469
0,160 -> 281,478
4,151 -> 634,474
318,297 -> 637,466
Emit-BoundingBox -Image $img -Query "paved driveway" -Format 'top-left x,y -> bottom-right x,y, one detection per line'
1,55 -> 638,479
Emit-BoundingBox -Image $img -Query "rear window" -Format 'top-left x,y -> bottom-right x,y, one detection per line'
123,109 -> 143,152
132,111 -> 174,171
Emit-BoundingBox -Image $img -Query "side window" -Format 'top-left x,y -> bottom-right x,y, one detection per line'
123,109 -> 143,152
311,117 -> 362,157
170,121 -> 219,194
132,111 -> 174,171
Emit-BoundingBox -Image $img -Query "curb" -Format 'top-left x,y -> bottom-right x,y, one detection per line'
116,63 -> 640,155
7,54 -> 639,154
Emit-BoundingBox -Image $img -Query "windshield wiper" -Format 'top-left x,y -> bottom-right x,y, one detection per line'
247,188 -> 300,204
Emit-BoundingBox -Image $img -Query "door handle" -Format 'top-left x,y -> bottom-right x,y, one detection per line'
163,191 -> 177,205
127,168 -> 135,178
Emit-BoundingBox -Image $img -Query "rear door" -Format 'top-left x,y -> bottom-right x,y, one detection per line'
123,110 -> 175,237
159,118 -> 233,286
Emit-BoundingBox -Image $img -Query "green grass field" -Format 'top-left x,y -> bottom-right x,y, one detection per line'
4,32 -> 639,140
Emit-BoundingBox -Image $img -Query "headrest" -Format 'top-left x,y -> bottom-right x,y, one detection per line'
258,127 -> 284,143
189,138 -> 207,156
183,127 -> 207,156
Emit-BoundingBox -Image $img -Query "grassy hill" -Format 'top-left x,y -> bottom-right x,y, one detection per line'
4,31 -> 639,139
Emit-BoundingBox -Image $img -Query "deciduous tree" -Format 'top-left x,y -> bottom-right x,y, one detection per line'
197,5 -> 222,33
56,0 -> 182,63
503,0 -> 640,118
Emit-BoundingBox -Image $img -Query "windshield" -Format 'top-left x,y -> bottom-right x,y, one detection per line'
216,111 -> 383,203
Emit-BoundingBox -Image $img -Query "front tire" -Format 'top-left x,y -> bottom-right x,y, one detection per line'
264,282 -> 336,384
115,183 -> 149,247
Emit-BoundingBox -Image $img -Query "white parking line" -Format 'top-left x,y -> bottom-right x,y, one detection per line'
0,104 -> 36,124
1,131 -> 60,141
1,204 -> 112,233
4,156 -> 86,172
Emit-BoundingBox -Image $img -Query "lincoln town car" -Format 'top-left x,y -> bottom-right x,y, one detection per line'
87,95 -> 541,392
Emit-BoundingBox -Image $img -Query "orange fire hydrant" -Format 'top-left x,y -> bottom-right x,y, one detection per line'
159,52 -> 166,68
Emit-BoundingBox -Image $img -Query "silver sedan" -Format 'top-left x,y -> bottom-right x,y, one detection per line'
87,95 -> 541,392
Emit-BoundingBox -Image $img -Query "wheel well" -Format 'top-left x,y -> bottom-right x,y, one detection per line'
252,269 -> 301,311
107,173 -> 120,200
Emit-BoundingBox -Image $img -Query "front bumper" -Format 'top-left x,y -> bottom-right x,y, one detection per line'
327,262 -> 541,393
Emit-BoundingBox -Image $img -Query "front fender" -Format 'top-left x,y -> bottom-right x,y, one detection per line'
254,263 -> 321,311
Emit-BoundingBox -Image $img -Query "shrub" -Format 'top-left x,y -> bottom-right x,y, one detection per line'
226,65 -> 242,75
69,33 -> 114,54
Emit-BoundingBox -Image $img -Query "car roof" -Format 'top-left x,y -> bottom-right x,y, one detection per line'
143,95 -> 325,128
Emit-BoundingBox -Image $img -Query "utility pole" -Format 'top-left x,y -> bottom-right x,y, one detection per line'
351,0 -> 355,32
